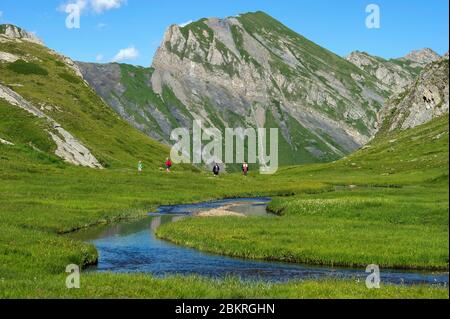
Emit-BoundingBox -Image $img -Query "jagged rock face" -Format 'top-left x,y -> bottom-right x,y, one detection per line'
346,51 -> 426,94
0,24 -> 44,45
379,55 -> 449,133
147,12 -> 395,164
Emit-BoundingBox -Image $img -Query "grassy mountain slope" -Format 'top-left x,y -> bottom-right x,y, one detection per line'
0,31 -> 171,169
76,62 -> 194,144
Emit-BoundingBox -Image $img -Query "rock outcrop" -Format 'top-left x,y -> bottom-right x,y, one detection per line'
0,51 -> 20,63
0,24 -> 44,45
0,83 -> 103,168
401,48 -> 441,66
0,137 -> 14,145
346,48 -> 440,95
378,54 -> 449,133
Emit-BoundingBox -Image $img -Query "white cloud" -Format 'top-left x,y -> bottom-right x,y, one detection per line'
59,0 -> 125,15
179,20 -> 193,27
96,54 -> 104,62
96,22 -> 107,29
0,11 -> 3,20
91,0 -> 126,13
112,46 -> 139,62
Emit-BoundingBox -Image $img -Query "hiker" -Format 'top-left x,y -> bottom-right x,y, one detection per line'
165,158 -> 172,172
213,163 -> 220,176
138,160 -> 143,173
242,162 -> 249,176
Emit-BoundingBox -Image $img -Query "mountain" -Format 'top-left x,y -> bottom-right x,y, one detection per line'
0,24 -> 171,169
401,48 -> 441,65
78,11 -> 400,166
0,24 -> 44,45
378,53 -> 449,134
4,13 -> 442,171
345,49 -> 438,94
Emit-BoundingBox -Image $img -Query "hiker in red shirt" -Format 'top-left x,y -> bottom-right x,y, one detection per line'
165,158 -> 172,172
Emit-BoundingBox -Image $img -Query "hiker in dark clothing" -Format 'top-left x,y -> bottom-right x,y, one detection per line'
213,163 -> 220,176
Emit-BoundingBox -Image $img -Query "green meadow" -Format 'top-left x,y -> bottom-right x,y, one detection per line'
156,115 -> 449,271
1,112 -> 448,298
158,185 -> 448,270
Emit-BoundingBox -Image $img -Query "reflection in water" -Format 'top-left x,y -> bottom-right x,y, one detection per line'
150,217 -> 161,232
71,198 -> 449,285
228,203 -> 269,216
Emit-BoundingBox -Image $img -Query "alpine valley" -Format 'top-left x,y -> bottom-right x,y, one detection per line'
0,10 -> 448,300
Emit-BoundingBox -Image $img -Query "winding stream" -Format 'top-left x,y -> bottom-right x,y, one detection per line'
71,198 -> 449,285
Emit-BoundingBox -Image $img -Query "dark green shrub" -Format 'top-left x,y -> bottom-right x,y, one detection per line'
58,72 -> 81,84
54,60 -> 66,67
7,60 -> 48,76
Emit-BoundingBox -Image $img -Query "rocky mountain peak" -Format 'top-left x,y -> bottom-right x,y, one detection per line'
149,11 -> 394,163
401,48 -> 440,65
0,24 -> 44,45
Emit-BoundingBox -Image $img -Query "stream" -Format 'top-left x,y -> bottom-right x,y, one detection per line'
70,198 -> 449,286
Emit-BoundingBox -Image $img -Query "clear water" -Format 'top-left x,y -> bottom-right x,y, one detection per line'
71,198 -> 449,286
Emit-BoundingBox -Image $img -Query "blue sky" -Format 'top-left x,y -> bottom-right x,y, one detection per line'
0,0 -> 448,66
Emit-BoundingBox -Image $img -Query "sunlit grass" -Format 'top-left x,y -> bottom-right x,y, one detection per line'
0,112 -> 448,298
1,274 -> 447,299
156,116 -> 449,271
158,186 -> 448,270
